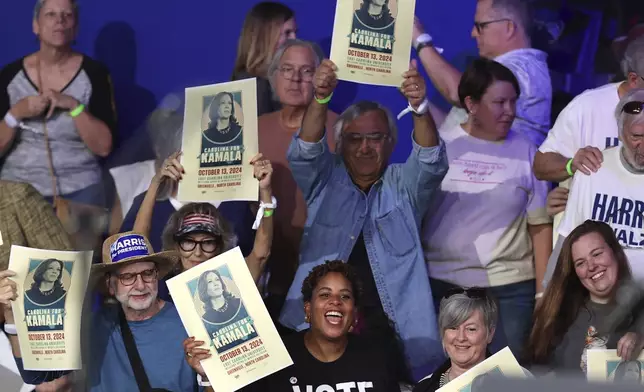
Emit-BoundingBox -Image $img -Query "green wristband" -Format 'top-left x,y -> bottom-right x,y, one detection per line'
565,158 -> 574,177
70,104 -> 85,118
314,92 -> 333,105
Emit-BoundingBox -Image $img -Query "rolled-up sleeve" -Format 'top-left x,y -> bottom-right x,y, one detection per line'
287,130 -> 334,204
398,136 -> 449,221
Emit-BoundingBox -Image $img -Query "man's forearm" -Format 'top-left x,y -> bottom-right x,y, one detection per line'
299,100 -> 329,143
418,47 -> 462,106
412,112 -> 439,147
533,151 -> 571,182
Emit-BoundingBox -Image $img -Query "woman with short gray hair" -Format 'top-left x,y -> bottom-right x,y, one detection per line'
413,288 -> 499,392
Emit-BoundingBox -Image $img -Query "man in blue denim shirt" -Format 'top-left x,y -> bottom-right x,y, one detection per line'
279,58 -> 449,381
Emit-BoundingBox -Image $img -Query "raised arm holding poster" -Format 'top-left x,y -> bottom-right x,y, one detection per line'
330,0 -> 416,86
437,347 -> 526,392
167,247 -> 292,392
8,246 -> 92,371
178,79 -> 259,203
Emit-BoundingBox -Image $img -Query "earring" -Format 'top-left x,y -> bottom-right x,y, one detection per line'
348,325 -> 354,333
304,313 -> 310,324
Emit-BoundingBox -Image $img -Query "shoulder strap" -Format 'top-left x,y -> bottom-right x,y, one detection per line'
118,308 -> 152,392
34,56 -> 60,202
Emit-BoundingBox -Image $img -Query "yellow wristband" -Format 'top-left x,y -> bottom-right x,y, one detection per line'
565,158 -> 574,177
314,92 -> 333,105
263,209 -> 274,218
70,104 -> 85,118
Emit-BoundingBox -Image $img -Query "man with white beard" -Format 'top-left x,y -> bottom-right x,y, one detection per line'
2,232 -> 201,391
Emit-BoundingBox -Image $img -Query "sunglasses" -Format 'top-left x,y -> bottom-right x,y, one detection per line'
443,287 -> 488,299
622,101 -> 644,115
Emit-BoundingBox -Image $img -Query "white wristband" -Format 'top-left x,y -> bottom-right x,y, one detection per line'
3,112 -> 19,129
197,374 -> 211,387
4,323 -> 17,335
252,196 -> 277,230
396,98 -> 430,120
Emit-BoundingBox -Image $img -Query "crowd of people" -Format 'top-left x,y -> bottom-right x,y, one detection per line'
0,0 -> 643,391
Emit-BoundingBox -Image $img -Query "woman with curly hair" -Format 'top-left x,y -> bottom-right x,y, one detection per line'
525,220 -> 644,375
185,260 -> 402,391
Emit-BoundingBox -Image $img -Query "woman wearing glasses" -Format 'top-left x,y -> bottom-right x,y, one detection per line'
526,220 -> 644,376
421,58 -> 552,359
542,88 -> 644,287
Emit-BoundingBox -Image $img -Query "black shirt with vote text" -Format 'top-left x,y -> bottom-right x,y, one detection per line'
243,331 -> 399,392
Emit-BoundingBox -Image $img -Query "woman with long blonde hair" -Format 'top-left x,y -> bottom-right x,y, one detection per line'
232,1 -> 296,115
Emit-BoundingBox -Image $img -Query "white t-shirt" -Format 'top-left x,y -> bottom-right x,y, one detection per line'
538,82 -> 622,157
558,147 -> 644,279
440,48 -> 552,146
423,124 -> 551,287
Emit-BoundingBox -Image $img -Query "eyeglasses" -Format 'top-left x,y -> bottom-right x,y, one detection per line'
622,101 -> 644,115
178,238 -> 218,253
116,268 -> 158,286
473,18 -> 512,34
278,65 -> 315,82
443,287 -> 488,299
342,132 -> 389,147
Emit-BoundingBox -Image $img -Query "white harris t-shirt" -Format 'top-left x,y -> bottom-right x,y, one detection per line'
538,82 -> 622,157
440,48 -> 552,146
558,147 -> 644,278
423,124 -> 551,287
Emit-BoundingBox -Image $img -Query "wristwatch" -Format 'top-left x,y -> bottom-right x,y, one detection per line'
414,33 -> 434,53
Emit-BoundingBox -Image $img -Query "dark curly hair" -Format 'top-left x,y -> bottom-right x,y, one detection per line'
301,260 -> 363,307
31,259 -> 64,292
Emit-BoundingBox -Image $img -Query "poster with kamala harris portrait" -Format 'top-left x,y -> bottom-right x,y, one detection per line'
167,247 -> 292,392
330,0 -> 416,87
178,78 -> 259,203
8,245 -> 92,370
587,350 -> 644,384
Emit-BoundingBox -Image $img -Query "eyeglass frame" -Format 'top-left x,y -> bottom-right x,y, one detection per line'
341,132 -> 391,148
113,268 -> 158,286
277,64 -> 316,82
176,237 -> 220,253
473,18 -> 513,34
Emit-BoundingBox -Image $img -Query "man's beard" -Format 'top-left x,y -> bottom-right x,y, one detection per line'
116,289 -> 157,311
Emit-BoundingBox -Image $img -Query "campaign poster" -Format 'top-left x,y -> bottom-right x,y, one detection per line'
8,246 -> 92,371
178,79 -> 259,203
587,349 -> 644,384
167,247 -> 292,392
437,347 -> 526,392
330,0 -> 416,87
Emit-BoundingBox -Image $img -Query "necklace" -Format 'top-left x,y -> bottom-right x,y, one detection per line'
369,11 -> 383,20
439,368 -> 451,387
218,125 -> 231,134
214,298 -> 228,313
41,286 -> 55,296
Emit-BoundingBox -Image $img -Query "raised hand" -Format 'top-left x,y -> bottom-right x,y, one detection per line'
250,153 -> 273,191
0,270 -> 17,307
183,336 -> 212,377
400,59 -> 427,109
154,151 -> 184,185
313,60 -> 338,101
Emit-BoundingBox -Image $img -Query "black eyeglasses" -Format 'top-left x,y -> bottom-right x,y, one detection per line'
342,132 -> 389,147
178,238 -> 218,253
473,18 -> 512,34
622,101 -> 644,115
115,268 -> 158,286
443,287 -> 488,299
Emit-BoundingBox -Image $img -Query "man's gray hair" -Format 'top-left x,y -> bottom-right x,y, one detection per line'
621,35 -> 644,79
267,39 -> 324,89
333,101 -> 398,150
488,0 -> 532,34
438,291 -> 498,338
614,88 -> 644,139
34,0 -> 79,20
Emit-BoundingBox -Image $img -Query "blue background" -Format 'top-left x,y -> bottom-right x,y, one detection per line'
0,0 -> 478,165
